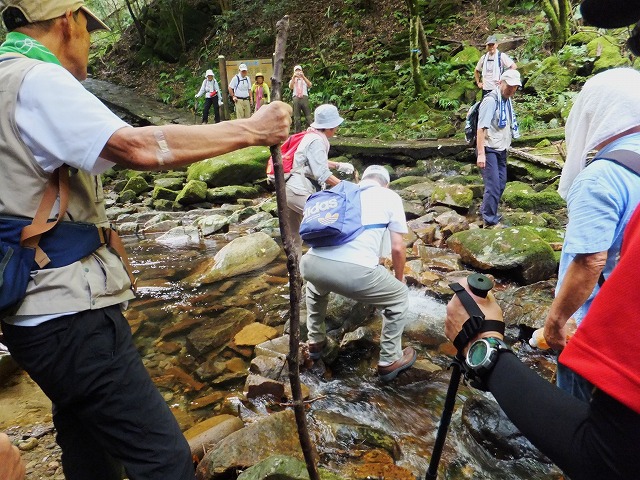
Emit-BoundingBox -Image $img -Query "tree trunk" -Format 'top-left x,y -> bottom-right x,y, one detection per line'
405,0 -> 427,94
269,15 -> 321,480
417,17 -> 430,63
124,0 -> 145,45
542,0 -> 572,51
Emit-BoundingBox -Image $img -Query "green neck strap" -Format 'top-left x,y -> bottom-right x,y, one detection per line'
0,32 -> 62,65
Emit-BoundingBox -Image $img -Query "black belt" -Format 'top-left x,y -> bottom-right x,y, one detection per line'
236,96 -> 249,100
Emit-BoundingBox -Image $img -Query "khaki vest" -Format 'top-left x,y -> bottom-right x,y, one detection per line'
0,56 -> 134,317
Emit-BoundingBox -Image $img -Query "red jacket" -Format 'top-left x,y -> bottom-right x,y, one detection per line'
560,205 -> 640,414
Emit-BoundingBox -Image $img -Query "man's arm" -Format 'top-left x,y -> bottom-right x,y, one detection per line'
474,69 -> 482,89
302,74 -> 312,88
476,127 -> 487,169
543,251 -> 607,350
390,231 -> 406,282
101,102 -> 292,171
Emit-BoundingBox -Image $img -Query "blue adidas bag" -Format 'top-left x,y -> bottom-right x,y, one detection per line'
299,181 -> 387,248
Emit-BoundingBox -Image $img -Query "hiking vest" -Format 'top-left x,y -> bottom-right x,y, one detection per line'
0,57 -> 134,317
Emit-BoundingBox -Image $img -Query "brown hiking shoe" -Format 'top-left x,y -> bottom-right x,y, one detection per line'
308,340 -> 326,361
378,347 -> 417,382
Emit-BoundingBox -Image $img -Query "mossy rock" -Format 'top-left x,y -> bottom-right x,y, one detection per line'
117,189 -> 137,203
502,212 -> 548,228
152,199 -> 177,211
206,185 -> 260,204
519,226 -> 564,244
567,30 -> 600,46
502,181 -> 566,212
431,184 -> 474,210
122,175 -> 150,195
587,36 -> 630,72
447,227 -> 557,284
389,175 -> 428,190
236,455 -> 343,480
152,186 -> 179,201
441,80 -> 477,105
401,100 -> 431,118
154,177 -> 185,190
353,108 -> 394,121
187,147 -> 270,187
526,56 -> 573,95
507,159 -> 561,184
450,45 -> 482,67
176,180 -> 208,205
436,124 -> 458,138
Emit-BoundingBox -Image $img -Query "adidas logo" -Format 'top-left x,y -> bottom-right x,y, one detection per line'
303,198 -> 338,217
318,213 -> 339,225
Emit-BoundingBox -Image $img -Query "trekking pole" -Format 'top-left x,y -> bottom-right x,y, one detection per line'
269,16 -> 321,480
425,273 -> 493,480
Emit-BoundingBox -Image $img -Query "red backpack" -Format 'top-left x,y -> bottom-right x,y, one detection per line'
266,131 -> 310,181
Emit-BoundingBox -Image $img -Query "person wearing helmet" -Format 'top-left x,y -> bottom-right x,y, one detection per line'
228,63 -> 252,118
251,72 -> 270,112
195,69 -> 222,124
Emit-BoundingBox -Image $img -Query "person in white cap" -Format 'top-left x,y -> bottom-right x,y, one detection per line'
0,1 -> 291,479
228,62 -> 252,118
285,104 -> 354,256
474,35 -> 517,97
289,64 -> 313,132
195,68 -> 222,124
476,68 -> 521,227
300,164 -> 416,382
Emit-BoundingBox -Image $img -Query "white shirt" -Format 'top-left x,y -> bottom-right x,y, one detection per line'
308,180 -> 408,268
229,73 -> 251,98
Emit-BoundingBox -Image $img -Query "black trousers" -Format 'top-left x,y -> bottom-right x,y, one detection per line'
2,306 -> 194,480
202,95 -> 221,124
488,353 -> 640,480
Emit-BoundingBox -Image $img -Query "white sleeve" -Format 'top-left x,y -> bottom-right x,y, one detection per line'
387,191 -> 408,234
16,63 -> 129,175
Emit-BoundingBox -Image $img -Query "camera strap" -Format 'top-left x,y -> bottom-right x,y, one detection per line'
449,282 -> 504,355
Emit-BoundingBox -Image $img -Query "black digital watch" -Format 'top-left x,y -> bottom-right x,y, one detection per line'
465,337 -> 511,378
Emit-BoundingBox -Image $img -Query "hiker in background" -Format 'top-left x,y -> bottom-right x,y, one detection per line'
474,35 -> 517,97
251,72 -> 270,112
476,69 -> 521,227
284,104 -> 354,257
0,1 -> 291,478
289,64 -> 312,132
541,68 -> 640,402
228,63 -> 252,119
300,165 -> 416,382
0,433 -> 25,480
195,68 -> 222,124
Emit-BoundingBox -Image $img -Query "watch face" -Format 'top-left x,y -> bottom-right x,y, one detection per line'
468,340 -> 489,367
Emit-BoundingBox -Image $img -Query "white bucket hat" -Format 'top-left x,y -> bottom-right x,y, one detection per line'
205,69 -> 214,77
238,63 -> 248,71
362,165 -> 390,184
310,104 -> 344,129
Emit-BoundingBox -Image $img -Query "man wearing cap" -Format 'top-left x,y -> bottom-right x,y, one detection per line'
476,69 -> 521,227
289,65 -> 313,133
474,35 -> 517,97
228,63 -> 252,118
195,68 -> 222,124
0,2 -> 291,479
285,104 -> 354,257
300,164 -> 416,382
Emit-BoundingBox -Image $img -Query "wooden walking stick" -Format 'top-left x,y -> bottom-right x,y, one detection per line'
269,15 -> 321,480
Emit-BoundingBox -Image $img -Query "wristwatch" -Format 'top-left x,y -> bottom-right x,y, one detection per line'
465,337 -> 511,378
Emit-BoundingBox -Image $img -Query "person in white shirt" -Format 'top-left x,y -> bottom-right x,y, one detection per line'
289,64 -> 313,132
474,35 -> 517,97
195,68 -> 222,124
300,165 -> 416,382
228,63 -> 252,119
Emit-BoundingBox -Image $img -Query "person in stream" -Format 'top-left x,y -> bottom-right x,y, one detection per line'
0,1 -> 291,479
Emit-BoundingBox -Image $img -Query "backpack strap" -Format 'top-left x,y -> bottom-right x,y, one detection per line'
592,149 -> 640,177
19,166 -> 136,289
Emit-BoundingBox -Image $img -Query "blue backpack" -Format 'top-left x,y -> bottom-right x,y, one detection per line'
299,181 -> 387,248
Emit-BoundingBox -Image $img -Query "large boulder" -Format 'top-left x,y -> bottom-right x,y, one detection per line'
196,410 -> 312,479
446,227 -> 557,284
185,232 -> 281,285
187,147 -> 270,187
587,35 -> 630,73
526,56 -> 572,95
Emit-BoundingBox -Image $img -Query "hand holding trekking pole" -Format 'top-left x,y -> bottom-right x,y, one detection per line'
425,273 -> 500,480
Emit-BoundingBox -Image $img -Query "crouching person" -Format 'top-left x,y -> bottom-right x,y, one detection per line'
299,165 -> 416,381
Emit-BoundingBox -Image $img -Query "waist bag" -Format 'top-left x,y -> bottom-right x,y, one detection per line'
299,181 -> 387,248
0,166 -> 135,313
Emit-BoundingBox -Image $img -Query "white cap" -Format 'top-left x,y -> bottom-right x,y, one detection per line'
294,65 -> 302,71
362,165 -> 390,184
205,69 -> 214,77
310,104 -> 344,129
500,69 -> 522,86
238,63 -> 248,71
